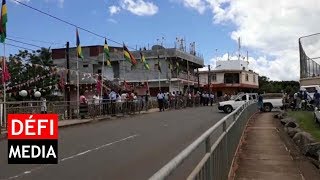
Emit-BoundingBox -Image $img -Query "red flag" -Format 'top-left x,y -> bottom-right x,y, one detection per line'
2,57 -> 10,83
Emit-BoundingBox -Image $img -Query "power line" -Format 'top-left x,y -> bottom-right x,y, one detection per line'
12,0 -> 136,50
7,38 -> 44,49
5,43 -> 36,51
7,35 -> 63,45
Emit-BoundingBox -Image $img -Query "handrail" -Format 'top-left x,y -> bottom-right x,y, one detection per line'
149,101 -> 254,180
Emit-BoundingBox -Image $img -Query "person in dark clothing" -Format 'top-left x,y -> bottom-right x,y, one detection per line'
103,90 -> 110,115
145,90 -> 149,111
303,91 -> 308,110
157,91 -> 164,112
314,90 -> 320,108
258,93 -> 264,112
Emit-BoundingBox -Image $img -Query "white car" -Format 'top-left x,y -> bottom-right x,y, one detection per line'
218,93 -> 283,113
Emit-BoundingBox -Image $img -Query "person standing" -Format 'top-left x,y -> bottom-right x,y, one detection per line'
145,90 -> 149,111
40,97 -> 47,114
93,93 -> 100,110
157,91 -> 164,112
102,90 -> 110,115
258,93 -> 264,112
314,90 -> 320,108
210,92 -> 214,106
79,92 -> 88,119
296,91 -> 303,111
109,89 -> 117,115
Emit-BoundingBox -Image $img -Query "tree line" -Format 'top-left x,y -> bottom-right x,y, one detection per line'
258,76 -> 300,95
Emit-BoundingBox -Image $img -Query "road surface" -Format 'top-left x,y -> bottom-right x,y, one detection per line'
0,105 -> 226,180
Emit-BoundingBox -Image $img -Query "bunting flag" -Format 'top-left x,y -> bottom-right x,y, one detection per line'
157,55 -> 161,73
1,57 -> 10,83
104,39 -> 111,67
123,44 -> 137,65
76,28 -> 84,59
140,52 -> 150,70
0,0 -> 7,43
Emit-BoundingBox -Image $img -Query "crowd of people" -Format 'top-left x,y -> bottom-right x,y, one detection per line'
156,90 -> 216,112
78,89 -> 145,119
78,89 -> 220,118
282,90 -> 320,111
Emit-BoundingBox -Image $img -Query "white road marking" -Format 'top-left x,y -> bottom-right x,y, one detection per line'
4,134 -> 139,180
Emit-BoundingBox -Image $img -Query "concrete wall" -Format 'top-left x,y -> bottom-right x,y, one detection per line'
53,46 -> 203,85
240,71 -> 259,86
199,70 -> 259,86
216,60 -> 249,71
300,77 -> 320,86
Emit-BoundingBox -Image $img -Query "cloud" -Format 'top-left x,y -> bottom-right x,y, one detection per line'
12,0 -> 64,8
178,0 -> 320,81
178,0 -> 207,14
120,0 -> 159,16
10,0 -> 30,4
109,5 -> 121,15
107,18 -> 118,24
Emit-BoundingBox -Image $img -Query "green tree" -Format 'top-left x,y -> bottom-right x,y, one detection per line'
6,48 -> 59,101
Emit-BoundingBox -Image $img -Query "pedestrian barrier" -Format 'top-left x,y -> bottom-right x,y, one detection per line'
149,101 -> 257,180
0,96 -> 203,130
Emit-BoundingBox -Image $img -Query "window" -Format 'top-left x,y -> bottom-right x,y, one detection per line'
241,95 -> 247,101
305,87 -> 316,93
245,74 -> 249,81
224,73 -> 239,84
253,75 -> 256,82
83,64 -> 88,68
98,69 -> 102,74
212,74 -> 217,81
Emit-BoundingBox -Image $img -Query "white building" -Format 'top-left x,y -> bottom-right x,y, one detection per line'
199,60 -> 259,97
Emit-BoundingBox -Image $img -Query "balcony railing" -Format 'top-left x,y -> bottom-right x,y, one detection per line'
172,72 -> 197,82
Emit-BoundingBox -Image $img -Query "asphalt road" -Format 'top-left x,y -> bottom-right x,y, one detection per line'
0,105 -> 226,180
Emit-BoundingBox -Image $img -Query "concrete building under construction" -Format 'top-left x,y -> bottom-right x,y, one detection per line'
52,41 -> 204,97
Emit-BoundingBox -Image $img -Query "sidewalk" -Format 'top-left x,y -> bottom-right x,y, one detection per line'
233,113 -> 304,180
0,108 -> 159,140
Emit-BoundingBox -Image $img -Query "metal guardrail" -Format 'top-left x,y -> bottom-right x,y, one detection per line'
0,96 -> 202,129
149,101 -> 257,180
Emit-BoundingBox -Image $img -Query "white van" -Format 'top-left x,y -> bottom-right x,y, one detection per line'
300,85 -> 320,100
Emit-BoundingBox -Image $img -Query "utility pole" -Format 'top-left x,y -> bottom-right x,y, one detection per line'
208,65 -> 211,93
66,42 -> 71,118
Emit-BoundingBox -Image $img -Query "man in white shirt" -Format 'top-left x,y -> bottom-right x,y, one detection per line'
157,91 -> 164,112
109,90 -> 117,114
93,93 -> 100,105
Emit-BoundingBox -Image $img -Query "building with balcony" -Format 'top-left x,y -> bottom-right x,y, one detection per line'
52,44 -> 204,98
199,60 -> 259,97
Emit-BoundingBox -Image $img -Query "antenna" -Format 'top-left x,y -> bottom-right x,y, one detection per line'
238,37 -> 241,61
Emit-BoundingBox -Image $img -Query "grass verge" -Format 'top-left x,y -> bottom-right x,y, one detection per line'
287,111 -> 320,141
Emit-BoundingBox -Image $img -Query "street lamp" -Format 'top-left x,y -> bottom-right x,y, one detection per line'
19,90 -> 28,107
34,91 -> 41,98
19,90 -> 28,97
